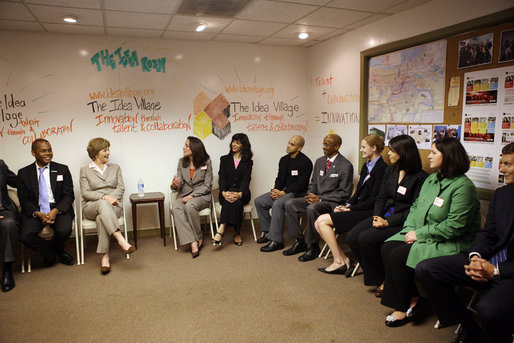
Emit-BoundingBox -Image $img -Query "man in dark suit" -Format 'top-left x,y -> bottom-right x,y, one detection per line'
416,142 -> 514,343
0,160 -> 18,292
284,134 -> 354,262
17,139 -> 75,266
255,135 -> 313,252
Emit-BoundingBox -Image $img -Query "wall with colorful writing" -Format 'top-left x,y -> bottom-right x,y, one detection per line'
0,32 -> 308,230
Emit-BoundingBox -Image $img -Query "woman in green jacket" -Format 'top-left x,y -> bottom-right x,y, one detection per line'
381,137 -> 481,328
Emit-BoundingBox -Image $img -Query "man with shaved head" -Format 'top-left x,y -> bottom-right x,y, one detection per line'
255,135 -> 313,252
284,134 -> 354,262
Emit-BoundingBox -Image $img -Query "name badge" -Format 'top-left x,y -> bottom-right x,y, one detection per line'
200,165 -> 207,170
397,186 -> 407,195
320,170 -> 324,176
57,175 -> 63,181
291,170 -> 298,176
433,197 -> 444,207
330,173 -> 339,178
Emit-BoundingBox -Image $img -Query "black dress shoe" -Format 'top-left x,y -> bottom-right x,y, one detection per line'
57,251 -> 75,266
260,241 -> 284,252
385,314 -> 409,327
1,267 -> 15,292
257,233 -> 270,244
282,241 -> 307,256
344,259 -> 356,278
406,297 -> 425,319
317,264 -> 348,275
298,245 -> 320,262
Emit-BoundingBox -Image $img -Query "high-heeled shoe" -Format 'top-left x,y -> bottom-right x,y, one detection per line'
191,250 -> 200,258
121,245 -> 136,254
212,231 -> 224,245
344,259 -> 356,278
100,265 -> 111,275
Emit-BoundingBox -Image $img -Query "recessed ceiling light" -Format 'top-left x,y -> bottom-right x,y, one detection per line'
63,16 -> 78,23
196,23 -> 207,32
298,32 -> 309,40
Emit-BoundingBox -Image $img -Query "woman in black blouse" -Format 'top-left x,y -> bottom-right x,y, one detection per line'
315,134 -> 387,275
212,133 -> 253,246
346,135 -> 427,296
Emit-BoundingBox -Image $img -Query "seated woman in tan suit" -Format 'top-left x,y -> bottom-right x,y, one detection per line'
171,137 -> 212,258
80,138 -> 135,274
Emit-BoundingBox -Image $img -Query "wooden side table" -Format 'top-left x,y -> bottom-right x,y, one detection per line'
129,192 -> 166,248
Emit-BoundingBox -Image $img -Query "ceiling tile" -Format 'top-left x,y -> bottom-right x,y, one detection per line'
0,20 -> 44,31
214,34 -> 262,43
343,13 -> 390,30
107,27 -> 163,38
0,2 -> 34,21
162,31 -> 216,41
297,7 -> 371,28
284,0 -> 331,5
43,23 -> 105,34
168,15 -> 232,33
25,0 -> 101,9
105,11 -> 171,30
259,37 -> 306,46
314,28 -> 347,40
222,19 -> 287,37
272,24 -> 335,40
28,5 -> 104,25
384,0 -> 431,14
237,0 -> 317,23
105,0 -> 181,14
327,0 -> 404,13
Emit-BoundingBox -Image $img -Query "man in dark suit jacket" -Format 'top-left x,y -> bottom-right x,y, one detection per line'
284,134 -> 354,262
255,135 -> 313,252
17,139 -> 75,266
416,142 -> 514,343
0,160 -> 18,292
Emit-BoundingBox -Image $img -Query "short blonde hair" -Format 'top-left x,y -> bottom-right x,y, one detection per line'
87,137 -> 110,160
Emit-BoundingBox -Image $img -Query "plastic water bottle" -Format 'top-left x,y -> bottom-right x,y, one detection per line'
138,178 -> 144,197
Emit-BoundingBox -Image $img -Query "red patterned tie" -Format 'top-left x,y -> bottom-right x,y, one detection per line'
325,160 -> 332,173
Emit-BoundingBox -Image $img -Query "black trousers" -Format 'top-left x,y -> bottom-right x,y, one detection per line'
380,241 -> 418,312
0,210 -> 18,263
416,254 -> 514,343
219,193 -> 250,235
19,213 -> 72,263
346,218 -> 403,286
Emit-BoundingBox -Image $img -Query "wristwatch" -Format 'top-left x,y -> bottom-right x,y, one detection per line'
493,265 -> 500,280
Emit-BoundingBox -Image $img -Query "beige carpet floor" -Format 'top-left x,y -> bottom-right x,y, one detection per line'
0,225 -> 458,343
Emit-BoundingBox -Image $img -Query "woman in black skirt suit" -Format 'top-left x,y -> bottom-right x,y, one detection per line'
346,135 -> 427,296
212,133 -> 253,246
315,134 -> 387,275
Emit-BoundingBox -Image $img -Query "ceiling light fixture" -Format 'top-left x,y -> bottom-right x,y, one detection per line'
298,32 -> 309,40
63,16 -> 78,23
196,23 -> 207,32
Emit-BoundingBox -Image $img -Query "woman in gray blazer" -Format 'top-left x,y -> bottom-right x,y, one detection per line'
80,138 -> 135,274
171,137 -> 212,258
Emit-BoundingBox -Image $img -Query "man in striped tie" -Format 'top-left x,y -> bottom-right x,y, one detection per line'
17,139 -> 75,267
416,142 -> 514,343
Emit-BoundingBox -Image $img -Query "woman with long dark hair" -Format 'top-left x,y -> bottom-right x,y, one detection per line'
345,135 -> 428,293
171,136 -> 212,258
212,133 -> 253,246
381,137 -> 481,327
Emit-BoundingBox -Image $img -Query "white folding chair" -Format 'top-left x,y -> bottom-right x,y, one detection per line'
169,189 -> 215,250
211,175 -> 257,241
9,188 -> 79,272
78,197 -> 129,265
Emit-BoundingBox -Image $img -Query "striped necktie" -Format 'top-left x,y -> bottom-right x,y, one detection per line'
489,247 -> 507,266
